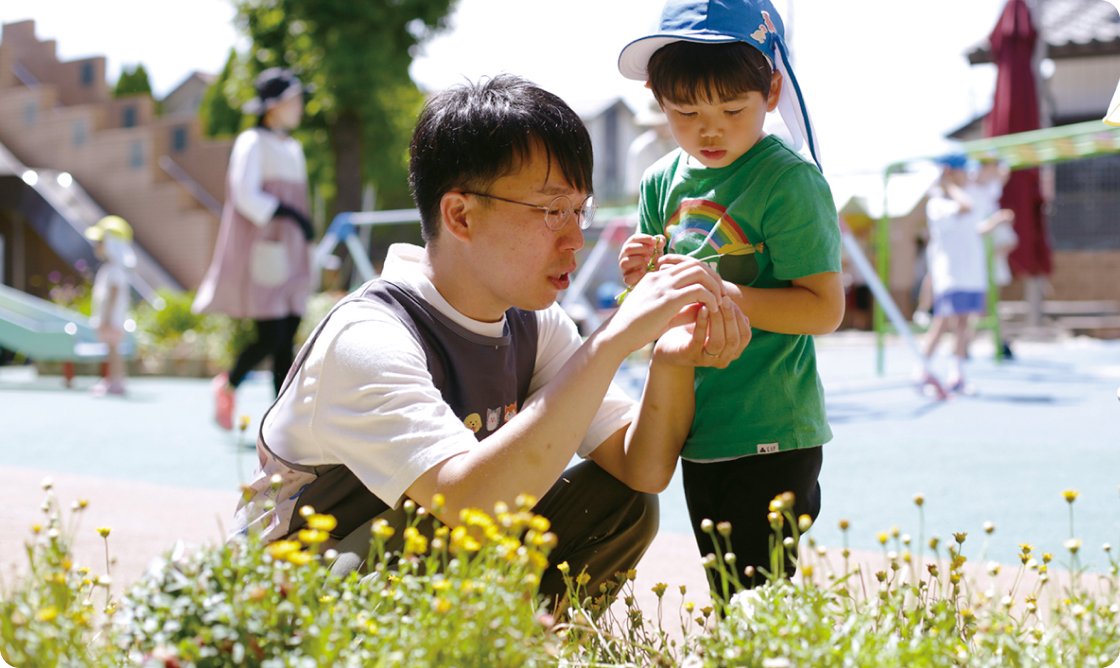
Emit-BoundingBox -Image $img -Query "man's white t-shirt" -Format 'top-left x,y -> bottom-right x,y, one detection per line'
262,243 -> 637,507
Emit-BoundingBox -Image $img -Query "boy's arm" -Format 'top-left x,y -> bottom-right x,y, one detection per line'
725,271 -> 845,336
589,301 -> 750,493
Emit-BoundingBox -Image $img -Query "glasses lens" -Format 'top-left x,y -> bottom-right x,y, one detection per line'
579,196 -> 597,229
544,196 -> 572,231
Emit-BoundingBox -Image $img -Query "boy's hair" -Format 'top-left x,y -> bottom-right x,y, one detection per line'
647,41 -> 773,106
409,74 -> 594,243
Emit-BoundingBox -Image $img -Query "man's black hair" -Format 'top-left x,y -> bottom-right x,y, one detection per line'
409,74 -> 594,243
648,41 -> 773,106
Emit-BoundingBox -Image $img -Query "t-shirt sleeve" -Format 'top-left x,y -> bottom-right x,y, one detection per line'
530,304 -> 637,457
271,303 -> 478,508
638,160 -> 668,237
762,163 -> 843,281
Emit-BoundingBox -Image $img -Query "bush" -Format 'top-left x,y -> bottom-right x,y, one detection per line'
2,485 -> 1117,667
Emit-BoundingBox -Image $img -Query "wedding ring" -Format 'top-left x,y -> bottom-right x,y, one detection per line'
702,349 -> 720,357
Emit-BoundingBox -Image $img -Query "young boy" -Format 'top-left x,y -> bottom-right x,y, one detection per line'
617,0 -> 844,594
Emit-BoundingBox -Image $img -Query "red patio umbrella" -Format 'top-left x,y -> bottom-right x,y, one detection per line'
984,0 -> 1051,277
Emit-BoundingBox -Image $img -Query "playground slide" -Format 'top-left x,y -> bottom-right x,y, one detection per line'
0,282 -> 133,372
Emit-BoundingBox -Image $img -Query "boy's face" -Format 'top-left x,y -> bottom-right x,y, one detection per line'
659,70 -> 781,169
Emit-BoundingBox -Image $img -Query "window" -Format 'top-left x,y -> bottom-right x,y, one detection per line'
129,140 -> 145,168
172,126 -> 188,153
1051,154 -> 1120,250
23,101 -> 36,126
80,62 -> 94,86
122,106 -> 136,128
73,120 -> 87,147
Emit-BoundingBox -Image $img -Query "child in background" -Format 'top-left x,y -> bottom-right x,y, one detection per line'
84,215 -> 136,396
975,160 -> 1017,360
617,0 -> 844,595
920,155 -> 999,392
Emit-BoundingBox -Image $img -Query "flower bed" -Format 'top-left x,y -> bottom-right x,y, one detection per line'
2,484 -> 1117,667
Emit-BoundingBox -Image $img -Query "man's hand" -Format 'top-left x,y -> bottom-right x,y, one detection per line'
604,255 -> 728,356
655,299 -> 751,369
618,233 -> 666,287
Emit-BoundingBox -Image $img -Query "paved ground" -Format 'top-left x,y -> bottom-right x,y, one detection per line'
2,332 -> 1119,617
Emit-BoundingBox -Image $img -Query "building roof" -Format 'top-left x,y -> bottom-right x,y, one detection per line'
968,0 -> 1120,64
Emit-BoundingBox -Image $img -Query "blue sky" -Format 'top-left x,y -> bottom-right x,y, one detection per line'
0,0 -> 1022,176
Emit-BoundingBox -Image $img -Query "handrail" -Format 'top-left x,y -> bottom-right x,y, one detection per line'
158,155 -> 223,218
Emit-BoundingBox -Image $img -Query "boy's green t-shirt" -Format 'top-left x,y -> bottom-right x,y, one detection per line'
638,134 -> 842,461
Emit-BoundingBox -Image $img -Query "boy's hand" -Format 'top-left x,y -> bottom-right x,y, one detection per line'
604,256 -> 727,355
619,234 -> 666,287
655,299 -> 751,369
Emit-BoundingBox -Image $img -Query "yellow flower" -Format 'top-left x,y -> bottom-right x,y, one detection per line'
36,606 -> 58,622
716,521 -> 732,537
913,494 -> 925,507
287,551 -> 313,566
983,521 -> 995,534
952,533 -> 967,545
431,494 -> 446,511
529,516 -> 551,533
267,540 -> 301,560
876,532 -> 889,545
557,561 -> 570,574
432,597 -> 452,614
515,493 -> 537,510
299,505 -> 316,518
298,529 -> 328,545
432,579 -> 451,591
651,583 -> 668,597
306,514 -> 337,532
403,527 -> 428,555
576,572 -> 591,585
1062,489 -> 1079,503
238,414 -> 251,431
839,519 -> 850,531
96,527 -> 111,538
371,519 -> 395,540
1064,538 -> 1082,554
798,514 -> 813,532
450,526 -> 481,553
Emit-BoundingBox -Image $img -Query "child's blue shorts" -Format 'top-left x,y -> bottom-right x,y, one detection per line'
933,290 -> 986,317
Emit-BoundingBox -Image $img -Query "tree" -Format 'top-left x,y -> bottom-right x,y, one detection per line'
114,64 -> 152,97
199,49 -> 246,138
235,0 -> 457,218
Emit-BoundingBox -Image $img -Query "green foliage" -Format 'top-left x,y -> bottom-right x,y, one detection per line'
234,0 -> 456,214
3,486 -> 1117,667
2,493 -> 559,667
132,290 -> 252,369
46,281 -> 91,318
114,63 -> 152,98
200,49 -> 248,138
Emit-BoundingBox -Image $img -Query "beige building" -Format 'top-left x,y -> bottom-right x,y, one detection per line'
0,19 -> 233,296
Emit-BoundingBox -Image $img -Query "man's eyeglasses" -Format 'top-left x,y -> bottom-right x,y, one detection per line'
463,192 -> 597,231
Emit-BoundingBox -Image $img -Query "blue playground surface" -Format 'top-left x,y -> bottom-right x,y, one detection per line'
2,332 -> 1118,570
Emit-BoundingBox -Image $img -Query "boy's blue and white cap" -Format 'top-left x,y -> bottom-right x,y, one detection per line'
618,0 -> 822,170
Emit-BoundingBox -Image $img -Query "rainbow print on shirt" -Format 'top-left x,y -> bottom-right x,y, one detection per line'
665,199 -> 764,259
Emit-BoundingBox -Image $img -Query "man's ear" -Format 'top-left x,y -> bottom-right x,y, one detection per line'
440,191 -> 473,243
767,70 -> 783,113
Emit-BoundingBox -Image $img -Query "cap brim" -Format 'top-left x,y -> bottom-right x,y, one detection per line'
618,33 -> 741,81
